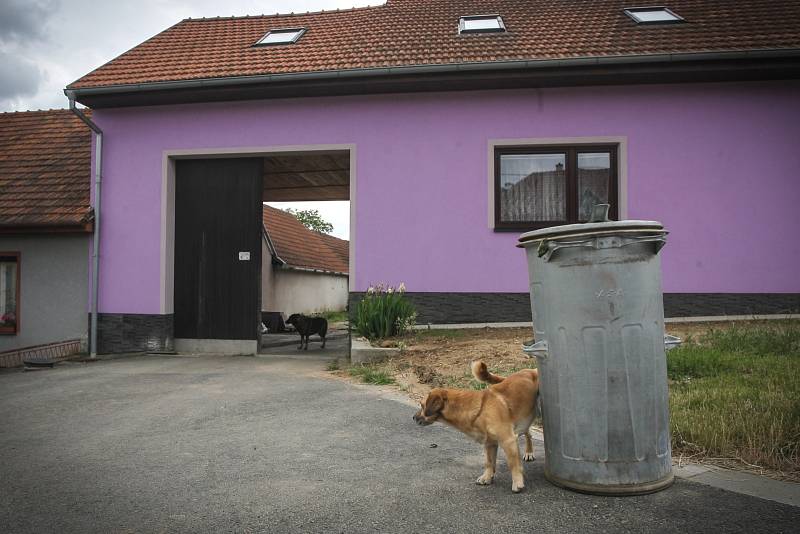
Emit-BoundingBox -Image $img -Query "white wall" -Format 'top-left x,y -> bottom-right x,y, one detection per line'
261,242 -> 348,315
0,234 -> 89,352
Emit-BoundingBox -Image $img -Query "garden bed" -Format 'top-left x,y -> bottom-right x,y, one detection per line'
337,320 -> 800,481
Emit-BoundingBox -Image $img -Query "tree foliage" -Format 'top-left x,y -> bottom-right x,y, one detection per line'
285,208 -> 334,234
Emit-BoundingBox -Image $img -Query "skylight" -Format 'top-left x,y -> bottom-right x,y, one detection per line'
255,28 -> 306,46
459,15 -> 506,34
623,7 -> 684,24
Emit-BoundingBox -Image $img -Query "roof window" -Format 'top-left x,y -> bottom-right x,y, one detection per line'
459,15 -> 506,34
255,28 -> 306,46
623,7 -> 684,24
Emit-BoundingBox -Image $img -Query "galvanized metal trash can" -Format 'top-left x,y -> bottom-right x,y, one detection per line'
517,206 -> 674,495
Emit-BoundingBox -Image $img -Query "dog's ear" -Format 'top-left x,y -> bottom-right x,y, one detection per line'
424,390 -> 446,417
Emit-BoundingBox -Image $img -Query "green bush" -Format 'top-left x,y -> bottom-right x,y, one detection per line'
353,283 -> 416,340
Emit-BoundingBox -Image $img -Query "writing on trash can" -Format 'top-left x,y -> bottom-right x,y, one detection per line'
595,288 -> 624,298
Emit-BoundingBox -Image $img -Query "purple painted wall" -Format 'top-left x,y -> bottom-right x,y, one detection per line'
92,81 -> 800,315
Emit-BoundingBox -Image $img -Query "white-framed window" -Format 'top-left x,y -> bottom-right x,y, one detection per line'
623,7 -> 684,24
255,28 -> 307,46
459,15 -> 506,34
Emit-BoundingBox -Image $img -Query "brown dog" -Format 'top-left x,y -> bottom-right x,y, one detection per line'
413,361 -> 539,493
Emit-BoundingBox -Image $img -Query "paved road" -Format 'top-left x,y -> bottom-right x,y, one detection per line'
1,355 -> 797,533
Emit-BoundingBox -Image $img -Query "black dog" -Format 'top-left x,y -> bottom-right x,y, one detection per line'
285,314 -> 328,350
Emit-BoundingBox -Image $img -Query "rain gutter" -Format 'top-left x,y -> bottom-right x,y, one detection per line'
66,48 -> 800,98
66,91 -> 103,358
262,224 -> 286,266
281,265 -> 348,277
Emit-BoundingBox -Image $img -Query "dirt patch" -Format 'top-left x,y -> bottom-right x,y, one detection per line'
383,327 -> 535,402
338,320 -> 800,482
358,322 -> 730,400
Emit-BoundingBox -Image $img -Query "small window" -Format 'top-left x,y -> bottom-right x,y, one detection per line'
624,7 -> 684,24
0,253 -> 19,335
255,28 -> 306,46
494,145 -> 618,230
459,15 -> 506,34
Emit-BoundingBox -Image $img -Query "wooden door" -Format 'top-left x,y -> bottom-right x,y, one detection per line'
174,158 -> 263,340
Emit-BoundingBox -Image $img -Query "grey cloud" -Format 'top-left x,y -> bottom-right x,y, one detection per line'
0,52 -> 44,103
0,0 -> 58,43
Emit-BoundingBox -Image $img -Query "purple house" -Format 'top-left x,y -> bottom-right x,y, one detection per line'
65,0 -> 800,354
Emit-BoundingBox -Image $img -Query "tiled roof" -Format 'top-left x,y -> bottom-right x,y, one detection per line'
0,110 -> 92,230
263,205 -> 348,274
69,0 -> 800,89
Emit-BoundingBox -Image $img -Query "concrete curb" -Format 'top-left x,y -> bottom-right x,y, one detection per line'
412,314 -> 800,330
673,463 -> 799,508
350,337 -> 399,364
261,331 -> 348,349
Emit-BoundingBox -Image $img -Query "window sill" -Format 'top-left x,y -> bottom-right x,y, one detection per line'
493,223 -> 567,233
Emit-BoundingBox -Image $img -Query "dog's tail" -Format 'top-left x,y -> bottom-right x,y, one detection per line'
471,360 -> 506,384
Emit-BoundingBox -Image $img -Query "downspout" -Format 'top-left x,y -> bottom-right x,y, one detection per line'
66,91 -> 102,358
262,223 -> 286,266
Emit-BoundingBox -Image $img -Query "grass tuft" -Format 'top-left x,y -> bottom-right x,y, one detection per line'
316,310 -> 349,324
412,329 -> 471,341
348,365 -> 396,385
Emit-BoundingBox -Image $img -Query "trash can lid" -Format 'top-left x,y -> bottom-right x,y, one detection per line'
517,219 -> 664,247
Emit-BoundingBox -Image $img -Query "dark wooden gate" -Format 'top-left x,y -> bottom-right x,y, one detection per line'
174,158 -> 263,340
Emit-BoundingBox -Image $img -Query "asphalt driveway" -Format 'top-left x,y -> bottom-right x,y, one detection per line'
0,354 -> 797,533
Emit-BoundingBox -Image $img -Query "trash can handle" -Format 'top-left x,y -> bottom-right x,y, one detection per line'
589,203 -> 611,223
664,334 -> 682,351
538,234 -> 667,261
522,339 -> 548,359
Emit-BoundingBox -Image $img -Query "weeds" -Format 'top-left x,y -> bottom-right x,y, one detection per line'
325,360 -> 340,372
412,329 -> 470,341
316,310 -> 349,324
348,364 -> 396,385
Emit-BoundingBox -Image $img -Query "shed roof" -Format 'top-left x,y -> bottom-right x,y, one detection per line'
69,0 -> 800,91
263,205 -> 348,275
0,110 -> 92,232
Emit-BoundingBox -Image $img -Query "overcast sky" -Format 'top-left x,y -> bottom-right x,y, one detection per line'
0,0 -> 364,238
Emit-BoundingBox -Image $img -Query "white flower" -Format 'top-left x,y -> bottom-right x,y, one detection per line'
367,286 -> 375,295
387,286 -> 394,294
398,282 -> 406,293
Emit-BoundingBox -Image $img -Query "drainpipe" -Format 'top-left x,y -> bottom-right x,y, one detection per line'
66,91 -> 102,358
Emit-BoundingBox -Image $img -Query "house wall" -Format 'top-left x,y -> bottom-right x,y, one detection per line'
90,80 -> 800,343
262,241 -> 348,315
0,234 -> 89,352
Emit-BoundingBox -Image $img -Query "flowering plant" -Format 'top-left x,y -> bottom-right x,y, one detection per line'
354,282 -> 416,340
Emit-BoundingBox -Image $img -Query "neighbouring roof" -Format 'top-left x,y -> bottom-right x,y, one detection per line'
0,110 -> 93,232
68,0 -> 800,93
263,205 -> 348,275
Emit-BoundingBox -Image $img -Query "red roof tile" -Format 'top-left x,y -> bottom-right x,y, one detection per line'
69,0 -> 800,89
0,110 -> 92,230
263,205 -> 348,274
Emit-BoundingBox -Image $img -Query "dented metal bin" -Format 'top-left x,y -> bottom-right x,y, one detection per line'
517,206 -> 674,495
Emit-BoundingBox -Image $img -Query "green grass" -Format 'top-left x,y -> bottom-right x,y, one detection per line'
325,359 -> 340,372
443,365 -> 534,391
315,310 -> 348,323
668,322 -> 800,475
411,329 -> 471,341
347,364 -> 396,385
